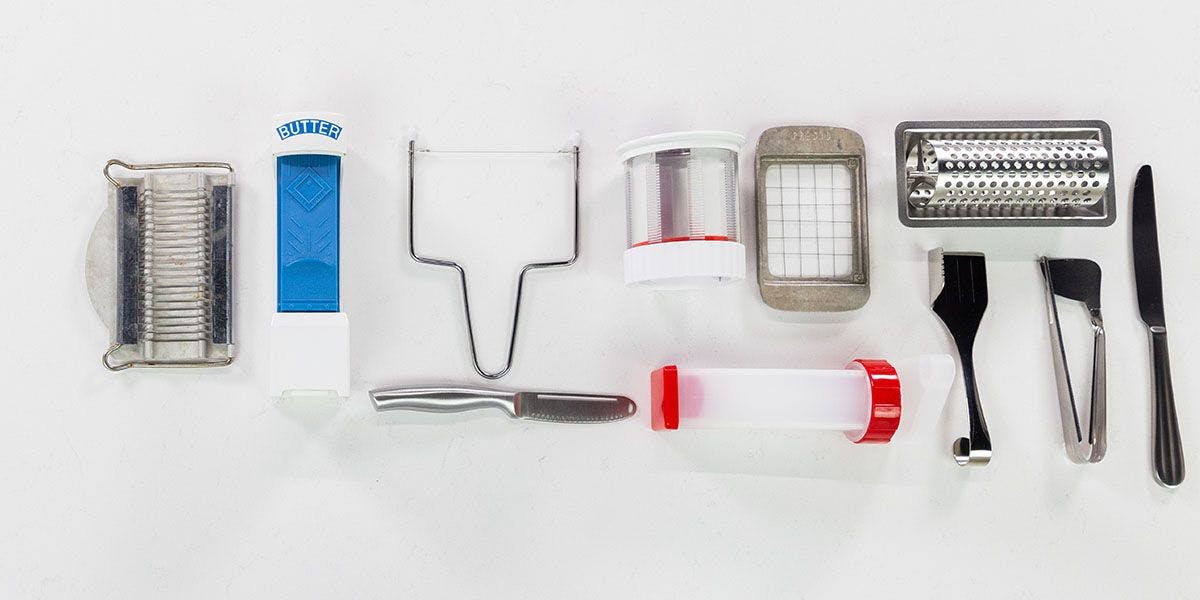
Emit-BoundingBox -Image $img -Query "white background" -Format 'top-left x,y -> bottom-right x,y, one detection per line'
2,1 -> 1198,597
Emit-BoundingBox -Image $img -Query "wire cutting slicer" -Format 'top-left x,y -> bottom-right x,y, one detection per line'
406,130 -> 580,380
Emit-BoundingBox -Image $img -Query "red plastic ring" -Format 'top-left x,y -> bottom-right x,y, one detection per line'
846,359 -> 902,444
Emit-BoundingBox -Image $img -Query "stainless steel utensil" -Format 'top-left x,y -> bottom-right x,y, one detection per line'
1132,165 -> 1185,487
930,249 -> 991,466
896,120 -> 1115,227
407,133 -> 581,380
754,126 -> 869,311
1039,257 -> 1106,463
370,386 -> 636,424
88,160 -> 235,371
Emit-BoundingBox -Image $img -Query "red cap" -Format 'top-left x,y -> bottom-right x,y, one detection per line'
846,359 -> 902,444
649,365 -> 679,430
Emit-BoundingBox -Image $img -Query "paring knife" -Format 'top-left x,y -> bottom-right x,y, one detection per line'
1132,165 -> 1185,487
370,386 -> 637,424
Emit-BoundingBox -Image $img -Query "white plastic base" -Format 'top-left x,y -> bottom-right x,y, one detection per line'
624,240 -> 746,289
269,312 -> 349,398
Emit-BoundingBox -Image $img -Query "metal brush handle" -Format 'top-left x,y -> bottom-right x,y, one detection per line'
953,350 -> 992,466
1150,329 -> 1185,487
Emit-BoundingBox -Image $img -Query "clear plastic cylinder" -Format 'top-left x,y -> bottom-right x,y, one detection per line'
624,147 -> 739,247
619,131 -> 747,289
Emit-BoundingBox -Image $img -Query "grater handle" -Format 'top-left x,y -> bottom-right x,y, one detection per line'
1150,329 -> 1184,487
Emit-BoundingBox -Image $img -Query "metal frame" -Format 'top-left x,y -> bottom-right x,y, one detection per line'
407,138 -> 580,380
895,120 -> 1115,227
101,159 -> 235,371
755,126 -> 870,311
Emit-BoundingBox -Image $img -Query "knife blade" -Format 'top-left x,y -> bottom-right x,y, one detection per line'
370,386 -> 636,424
1133,165 -> 1165,328
515,392 -> 637,423
1132,164 -> 1185,487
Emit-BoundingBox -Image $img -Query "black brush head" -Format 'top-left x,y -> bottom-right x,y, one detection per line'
932,253 -> 988,347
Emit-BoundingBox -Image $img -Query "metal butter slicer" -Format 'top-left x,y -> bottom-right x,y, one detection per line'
87,160 -> 235,371
1039,258 -> 1106,463
897,120 -> 1115,227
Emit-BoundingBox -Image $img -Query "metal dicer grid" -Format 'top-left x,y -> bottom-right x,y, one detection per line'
764,163 -> 853,278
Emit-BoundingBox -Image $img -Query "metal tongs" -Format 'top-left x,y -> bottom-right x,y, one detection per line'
1039,257 -> 1106,463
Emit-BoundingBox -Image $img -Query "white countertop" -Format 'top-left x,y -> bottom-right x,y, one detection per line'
2,1 -> 1196,597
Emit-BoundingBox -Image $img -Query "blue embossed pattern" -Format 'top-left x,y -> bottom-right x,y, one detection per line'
286,167 -> 333,211
277,155 -> 340,312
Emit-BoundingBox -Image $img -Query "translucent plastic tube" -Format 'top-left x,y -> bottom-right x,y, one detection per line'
650,355 -> 955,444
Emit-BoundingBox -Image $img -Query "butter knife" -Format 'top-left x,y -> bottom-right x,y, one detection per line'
370,386 -> 636,424
1132,165 -> 1185,487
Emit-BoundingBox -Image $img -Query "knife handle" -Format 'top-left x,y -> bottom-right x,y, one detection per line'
1150,329 -> 1185,487
370,387 -> 517,418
